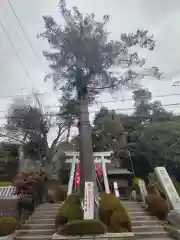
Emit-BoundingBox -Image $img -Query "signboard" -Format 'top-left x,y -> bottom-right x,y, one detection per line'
84,182 -> 94,219
138,180 -> 147,203
155,167 -> 180,210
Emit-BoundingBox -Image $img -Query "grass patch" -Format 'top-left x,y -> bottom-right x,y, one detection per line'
0,181 -> 11,186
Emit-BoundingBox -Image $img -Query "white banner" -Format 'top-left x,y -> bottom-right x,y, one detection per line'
84,181 -> 94,219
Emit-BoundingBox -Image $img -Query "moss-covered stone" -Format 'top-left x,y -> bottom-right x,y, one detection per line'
146,193 -> 169,220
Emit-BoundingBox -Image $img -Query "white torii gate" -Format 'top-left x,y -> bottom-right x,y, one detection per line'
65,151 -> 112,196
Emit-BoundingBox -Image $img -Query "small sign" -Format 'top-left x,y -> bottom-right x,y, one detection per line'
155,167 -> 180,210
84,181 -> 94,219
113,182 -> 120,198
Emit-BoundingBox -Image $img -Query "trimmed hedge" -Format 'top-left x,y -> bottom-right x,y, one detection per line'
99,192 -> 131,232
146,193 -> 169,220
0,217 -> 17,236
56,192 -> 132,234
58,193 -> 82,221
54,185 -> 68,202
61,220 -> 106,235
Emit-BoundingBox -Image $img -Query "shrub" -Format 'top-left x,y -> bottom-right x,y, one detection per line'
65,192 -> 81,204
0,217 -> 17,236
56,192 -> 131,233
57,193 -> 82,222
146,194 -> 169,220
54,185 -> 68,202
99,192 -> 132,232
147,184 -> 159,195
61,220 -> 106,235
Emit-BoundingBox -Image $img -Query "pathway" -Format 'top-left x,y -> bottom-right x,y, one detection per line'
123,200 -> 174,239
15,203 -> 61,240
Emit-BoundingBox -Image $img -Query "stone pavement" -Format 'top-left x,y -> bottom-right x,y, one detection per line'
123,200 -> 174,239
15,203 -> 61,240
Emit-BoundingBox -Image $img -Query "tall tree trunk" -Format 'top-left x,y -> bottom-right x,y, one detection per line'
78,95 -> 98,219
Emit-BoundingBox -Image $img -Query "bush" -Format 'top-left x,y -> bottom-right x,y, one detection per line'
56,192 -> 131,234
146,193 -> 169,220
0,217 -> 17,236
99,192 -> 132,232
65,192 -> 81,204
61,220 -> 106,235
54,185 -> 68,202
147,185 -> 159,195
56,193 -> 82,221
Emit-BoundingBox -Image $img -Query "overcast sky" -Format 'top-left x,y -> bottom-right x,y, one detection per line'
1,0 -> 180,143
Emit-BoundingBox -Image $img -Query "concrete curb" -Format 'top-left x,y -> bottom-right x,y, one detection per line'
164,226 -> 180,240
52,232 -> 135,239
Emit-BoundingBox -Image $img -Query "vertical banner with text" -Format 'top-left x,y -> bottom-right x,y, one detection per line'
95,163 -> 103,177
75,164 -> 80,189
84,181 -> 94,219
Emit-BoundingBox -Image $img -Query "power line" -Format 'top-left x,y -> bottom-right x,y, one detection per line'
0,89 -> 179,104
0,15 -> 43,110
0,102 -> 179,119
7,0 -> 45,72
0,17 -> 35,90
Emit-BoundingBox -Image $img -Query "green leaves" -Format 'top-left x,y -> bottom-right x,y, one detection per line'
40,2 -> 162,103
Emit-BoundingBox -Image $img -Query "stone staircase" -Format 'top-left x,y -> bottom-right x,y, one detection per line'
15,203 -> 61,240
122,201 -> 174,239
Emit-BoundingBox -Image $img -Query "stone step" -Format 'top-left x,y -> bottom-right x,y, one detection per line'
17,229 -> 53,236
130,215 -> 156,221
136,237 -> 174,240
127,208 -> 143,212
129,212 -> 148,216
132,220 -> 158,226
32,214 -> 57,219
132,225 -> 164,232
123,203 -> 141,207
22,223 -> 54,230
27,218 -> 54,224
16,235 -> 52,240
135,231 -> 171,239
33,205 -> 60,211
36,206 -> 61,211
33,212 -> 58,216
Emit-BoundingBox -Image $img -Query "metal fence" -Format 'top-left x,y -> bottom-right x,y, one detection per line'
0,186 -> 17,199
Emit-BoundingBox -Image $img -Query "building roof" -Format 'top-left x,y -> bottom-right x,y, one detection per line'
107,168 -> 132,175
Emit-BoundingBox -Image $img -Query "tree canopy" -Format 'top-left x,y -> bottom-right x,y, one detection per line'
3,96 -> 72,172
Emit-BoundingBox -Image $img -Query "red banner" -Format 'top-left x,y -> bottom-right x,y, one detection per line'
75,163 -> 103,188
75,164 -> 80,188
95,163 -> 103,177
